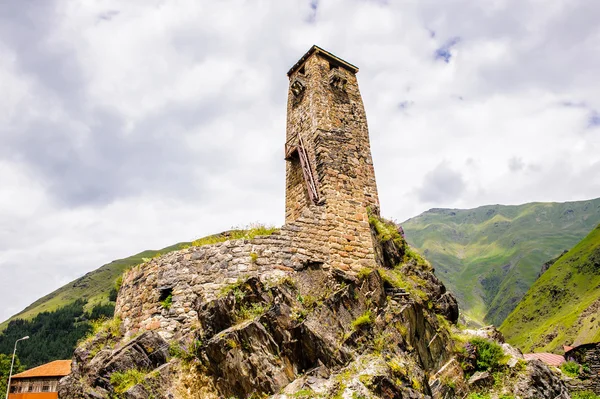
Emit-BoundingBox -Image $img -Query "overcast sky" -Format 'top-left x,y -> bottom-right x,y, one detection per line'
1,0 -> 599,322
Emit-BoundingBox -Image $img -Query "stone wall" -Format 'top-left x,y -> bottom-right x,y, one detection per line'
116,207 -> 332,340
566,343 -> 600,394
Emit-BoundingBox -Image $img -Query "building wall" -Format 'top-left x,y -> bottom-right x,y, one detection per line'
581,344 -> 600,394
566,343 -> 600,394
9,377 -> 61,398
8,394 -> 58,399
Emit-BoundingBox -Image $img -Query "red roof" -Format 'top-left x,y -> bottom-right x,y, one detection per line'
11,360 -> 71,379
524,353 -> 565,367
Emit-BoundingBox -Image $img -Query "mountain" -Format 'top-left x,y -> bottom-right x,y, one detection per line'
0,242 -> 188,331
0,230 -> 257,331
500,223 -> 600,353
402,198 -> 600,326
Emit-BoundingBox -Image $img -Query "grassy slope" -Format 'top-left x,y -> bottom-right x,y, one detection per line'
402,198 -> 600,326
0,241 -> 190,331
1,227 -> 274,331
500,224 -> 600,353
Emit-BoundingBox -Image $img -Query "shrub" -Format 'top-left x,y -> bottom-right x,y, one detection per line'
191,224 -> 278,248
160,293 -> 173,310
237,303 -> 267,321
169,340 -> 201,363
114,275 -> 123,292
469,337 -> 505,372
368,215 -> 405,251
218,279 -> 246,299
351,310 -> 374,330
561,360 -> 581,377
357,267 -> 372,279
110,368 -> 146,393
88,317 -> 122,340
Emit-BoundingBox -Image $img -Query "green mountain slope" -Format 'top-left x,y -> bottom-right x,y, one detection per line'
0,227 -> 272,331
500,224 -> 600,353
0,241 -> 189,331
0,227 -> 277,367
402,198 -> 600,326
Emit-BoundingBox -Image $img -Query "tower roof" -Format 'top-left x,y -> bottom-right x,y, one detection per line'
287,45 -> 359,76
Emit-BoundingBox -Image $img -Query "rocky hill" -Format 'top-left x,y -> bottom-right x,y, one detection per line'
58,216 -> 570,399
402,198 -> 600,326
501,223 -> 600,353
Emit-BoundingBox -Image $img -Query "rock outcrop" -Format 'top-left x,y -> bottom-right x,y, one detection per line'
59,218 -> 461,398
58,218 -> 573,399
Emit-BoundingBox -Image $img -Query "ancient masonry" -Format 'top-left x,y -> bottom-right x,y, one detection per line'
565,342 -> 600,394
116,46 -> 382,339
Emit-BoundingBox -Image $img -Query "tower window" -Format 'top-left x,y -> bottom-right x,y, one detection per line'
291,80 -> 305,97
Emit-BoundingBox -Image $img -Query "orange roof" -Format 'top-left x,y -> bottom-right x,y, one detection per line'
563,345 -> 574,353
524,353 -> 565,367
12,360 -> 71,379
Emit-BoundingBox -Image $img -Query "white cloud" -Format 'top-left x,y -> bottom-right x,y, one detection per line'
0,0 -> 599,321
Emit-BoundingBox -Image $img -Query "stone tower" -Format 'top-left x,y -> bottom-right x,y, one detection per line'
285,45 -> 380,271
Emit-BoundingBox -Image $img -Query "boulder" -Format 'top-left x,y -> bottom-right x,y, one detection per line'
435,292 -> 459,324
513,359 -> 570,399
464,325 -> 505,343
429,358 -> 469,399
58,331 -> 169,398
468,371 -> 494,388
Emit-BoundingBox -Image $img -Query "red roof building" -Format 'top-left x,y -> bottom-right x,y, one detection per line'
8,360 -> 71,399
523,352 -> 565,367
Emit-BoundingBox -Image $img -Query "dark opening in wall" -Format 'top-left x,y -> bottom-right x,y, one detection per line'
158,287 -> 173,302
298,65 -> 305,75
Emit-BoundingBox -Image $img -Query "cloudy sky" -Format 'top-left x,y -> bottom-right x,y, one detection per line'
1,0 -> 599,321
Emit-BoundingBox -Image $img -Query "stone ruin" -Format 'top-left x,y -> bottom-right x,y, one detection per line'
61,45 -> 572,399
565,342 -> 600,394
115,45 -> 384,340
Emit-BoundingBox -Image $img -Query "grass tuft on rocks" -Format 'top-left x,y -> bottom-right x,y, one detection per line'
351,310 -> 374,330
110,368 -> 147,394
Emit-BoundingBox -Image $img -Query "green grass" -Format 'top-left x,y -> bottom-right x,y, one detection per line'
561,361 -> 581,378
572,392 -> 600,399
467,393 -> 491,399
351,310 -> 374,330
402,198 -> 600,326
110,368 -> 147,393
0,225 -> 277,331
160,293 -> 173,310
500,224 -> 600,352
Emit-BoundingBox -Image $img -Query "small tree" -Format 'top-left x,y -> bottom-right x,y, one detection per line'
469,337 -> 505,371
0,353 -> 24,394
